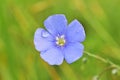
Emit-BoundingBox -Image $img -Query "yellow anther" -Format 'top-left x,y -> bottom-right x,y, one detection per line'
56,35 -> 66,46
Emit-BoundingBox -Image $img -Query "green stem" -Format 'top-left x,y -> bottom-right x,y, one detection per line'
84,51 -> 120,70
97,66 -> 115,80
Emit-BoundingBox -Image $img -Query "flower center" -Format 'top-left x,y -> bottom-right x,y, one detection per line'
56,35 -> 66,46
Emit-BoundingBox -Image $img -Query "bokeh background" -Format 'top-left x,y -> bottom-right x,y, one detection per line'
0,0 -> 120,80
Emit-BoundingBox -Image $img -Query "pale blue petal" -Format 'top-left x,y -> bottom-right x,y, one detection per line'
34,28 -> 53,52
44,14 -> 67,35
40,47 -> 64,65
66,19 -> 85,42
64,43 -> 84,64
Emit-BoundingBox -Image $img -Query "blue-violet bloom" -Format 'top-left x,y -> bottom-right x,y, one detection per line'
34,14 -> 86,65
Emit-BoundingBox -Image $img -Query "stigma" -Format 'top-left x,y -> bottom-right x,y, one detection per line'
56,35 -> 66,46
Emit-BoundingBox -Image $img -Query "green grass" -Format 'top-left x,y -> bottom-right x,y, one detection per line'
0,0 -> 120,80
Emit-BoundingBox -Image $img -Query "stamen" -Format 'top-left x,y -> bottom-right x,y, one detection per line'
56,35 -> 66,46
61,35 -> 65,38
56,37 -> 59,41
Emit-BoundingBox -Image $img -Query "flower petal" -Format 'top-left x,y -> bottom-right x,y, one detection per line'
40,47 -> 64,65
66,19 -> 85,42
44,14 -> 67,35
64,43 -> 84,64
34,28 -> 53,52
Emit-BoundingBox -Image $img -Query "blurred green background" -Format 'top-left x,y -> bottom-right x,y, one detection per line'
0,0 -> 120,80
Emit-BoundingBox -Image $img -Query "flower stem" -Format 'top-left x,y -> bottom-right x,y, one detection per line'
97,66 -> 117,80
84,51 -> 120,70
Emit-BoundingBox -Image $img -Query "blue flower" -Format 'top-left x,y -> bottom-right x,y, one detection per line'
34,14 -> 86,65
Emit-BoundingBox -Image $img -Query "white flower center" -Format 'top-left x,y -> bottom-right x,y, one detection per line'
56,35 -> 66,46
